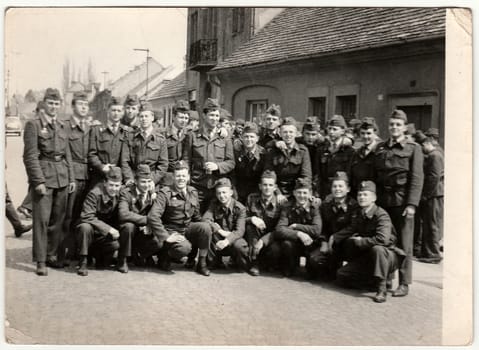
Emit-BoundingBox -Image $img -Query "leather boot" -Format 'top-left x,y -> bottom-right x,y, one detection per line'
116,257 -> 129,273
196,256 -> 210,276
77,256 -> 88,276
36,262 -> 47,276
373,280 -> 387,303
14,223 -> 32,238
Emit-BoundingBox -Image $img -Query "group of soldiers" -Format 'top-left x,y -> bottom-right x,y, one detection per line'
13,86 -> 444,304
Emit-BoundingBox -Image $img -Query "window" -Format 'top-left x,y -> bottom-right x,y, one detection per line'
335,95 -> 357,122
247,100 -> 268,122
309,97 -> 327,126
232,8 -> 245,34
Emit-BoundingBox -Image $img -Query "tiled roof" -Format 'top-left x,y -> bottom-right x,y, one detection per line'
151,71 -> 186,99
213,7 -> 446,71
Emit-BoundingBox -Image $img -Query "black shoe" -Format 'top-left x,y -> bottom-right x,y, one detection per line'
46,257 -> 64,269
386,280 -> 393,291
116,258 -> 129,273
196,258 -> 210,276
209,257 -> 226,270
157,255 -> 172,271
418,257 -> 442,264
248,265 -> 260,276
77,257 -> 88,276
17,206 -> 32,219
36,262 -> 47,276
14,223 -> 32,237
373,290 -> 387,303
392,284 -> 409,297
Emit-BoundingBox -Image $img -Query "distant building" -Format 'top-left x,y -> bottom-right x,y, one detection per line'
210,7 -> 446,144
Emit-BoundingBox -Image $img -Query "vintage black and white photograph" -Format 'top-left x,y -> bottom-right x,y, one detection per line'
2,5 -> 473,346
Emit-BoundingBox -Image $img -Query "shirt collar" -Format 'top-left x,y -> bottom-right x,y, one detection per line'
40,113 -> 61,127
260,194 -> 278,209
362,204 -> 377,219
388,135 -> 406,147
135,187 -> 148,198
221,199 -> 235,213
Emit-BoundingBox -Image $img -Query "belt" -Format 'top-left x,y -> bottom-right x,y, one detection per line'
72,158 -> 88,164
39,155 -> 65,162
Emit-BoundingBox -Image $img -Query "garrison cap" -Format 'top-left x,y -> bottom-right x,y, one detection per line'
106,166 -> 123,182
305,116 -> 319,124
406,123 -> 416,135
390,109 -> 408,123
302,122 -> 320,132
358,180 -> 376,193
135,164 -> 152,180
203,98 -> 220,112
261,170 -> 277,182
214,177 -> 232,189
332,171 -> 349,184
173,100 -> 190,113
360,117 -> 378,130
140,101 -> 154,113
124,94 -> 140,106
349,118 -> 361,127
242,122 -> 259,135
108,96 -> 122,107
328,115 -> 347,128
174,160 -> 189,172
281,116 -> 297,128
425,128 -> 439,138
43,88 -> 62,101
266,104 -> 281,117
220,108 -> 232,121
235,118 -> 245,126
72,91 -> 89,102
413,130 -> 428,144
294,178 -> 312,190
188,110 -> 199,121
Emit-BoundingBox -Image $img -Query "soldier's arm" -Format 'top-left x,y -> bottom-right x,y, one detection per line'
202,202 -> 219,232
191,190 -> 202,222
147,190 -> 169,242
300,147 -> 312,181
294,205 -> 322,239
65,134 -> 75,184
118,188 -> 147,225
273,206 -> 298,240
88,127 -> 106,173
181,133 -> 192,168
80,191 -> 114,235
225,204 -> 246,244
422,152 -> 443,199
23,121 -> 45,187
120,137 -> 134,184
263,148 -> 275,171
355,209 -> 392,248
216,137 -> 235,175
151,137 -> 169,185
332,208 -> 358,244
407,143 -> 424,207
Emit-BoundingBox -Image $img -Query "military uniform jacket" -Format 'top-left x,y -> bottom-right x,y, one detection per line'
264,142 -> 312,197
349,140 -> 382,194
422,149 -> 444,199
80,184 -> 120,235
274,199 -> 322,241
234,143 -> 266,200
23,114 -> 73,188
182,127 -> 235,189
88,123 -> 130,178
320,195 -> 360,241
334,204 -> 397,249
246,192 -> 283,233
317,137 -> 354,189
162,124 -> 186,172
64,116 -> 91,181
120,115 -> 140,131
258,127 -> 281,148
148,185 -> 201,244
122,129 -> 169,185
118,185 -> 155,226
202,199 -> 246,244
374,138 -> 424,208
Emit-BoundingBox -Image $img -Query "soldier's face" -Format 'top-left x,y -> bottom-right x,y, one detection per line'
189,120 -> 199,131
265,115 -> 280,130
303,130 -> 319,145
73,100 -> 89,118
388,118 -> 407,138
280,125 -> 297,145
327,126 -> 344,141
422,141 -> 434,153
174,112 -> 189,129
136,178 -> 151,193
242,132 -> 259,149
204,110 -> 220,129
139,111 -> 155,129
125,105 -> 140,120
222,120 -> 232,132
216,186 -> 233,204
360,128 -> 377,145
259,178 -> 277,197
235,125 -> 244,135
108,105 -> 124,123
294,188 -> 311,206
174,169 -> 190,189
105,180 -> 122,197
331,180 -> 350,199
357,190 -> 376,208
44,99 -> 61,117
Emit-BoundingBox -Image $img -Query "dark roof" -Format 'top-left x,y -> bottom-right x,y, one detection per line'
151,71 -> 186,99
213,7 -> 446,71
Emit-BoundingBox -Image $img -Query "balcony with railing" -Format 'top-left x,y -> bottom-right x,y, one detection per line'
188,39 -> 218,71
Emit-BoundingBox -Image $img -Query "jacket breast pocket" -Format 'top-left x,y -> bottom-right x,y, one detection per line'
38,133 -> 53,151
192,141 -> 206,158
388,149 -> 412,171
145,143 -> 161,159
214,142 -> 226,160
98,137 -> 111,152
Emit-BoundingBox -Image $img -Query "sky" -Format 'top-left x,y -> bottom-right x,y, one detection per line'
4,7 -> 188,96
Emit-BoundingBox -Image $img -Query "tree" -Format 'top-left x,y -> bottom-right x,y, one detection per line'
62,57 -> 71,96
24,89 -> 36,103
87,58 -> 96,84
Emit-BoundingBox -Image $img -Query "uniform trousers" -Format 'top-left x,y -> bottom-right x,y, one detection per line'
244,224 -> 282,267
31,186 -> 68,262
268,239 -> 317,273
209,231 -> 248,269
19,188 -> 32,212
119,223 -> 162,260
76,223 -> 120,259
421,197 -> 443,259
5,186 -> 23,230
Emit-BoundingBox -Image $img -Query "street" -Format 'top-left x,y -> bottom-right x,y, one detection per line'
4,135 -> 443,346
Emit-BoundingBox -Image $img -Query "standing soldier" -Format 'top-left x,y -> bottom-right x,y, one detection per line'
182,98 -> 235,212
121,94 -> 141,130
162,100 -> 190,173
316,115 -> 355,199
88,96 -> 130,188
23,88 -> 75,275
296,121 -> 323,193
258,104 -> 282,148
264,117 -> 312,198
122,102 -> 169,188
374,109 -> 424,297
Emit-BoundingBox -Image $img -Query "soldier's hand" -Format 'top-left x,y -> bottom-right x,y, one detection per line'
166,232 -> 185,243
328,235 -> 335,251
68,182 -> 76,193
217,229 -> 230,238
35,184 -> 47,196
211,222 -> 222,233
108,228 -> 120,240
254,239 -> 264,255
402,205 -> 416,218
276,194 -> 288,205
310,196 -> 321,206
204,162 -> 219,172
125,179 -> 135,187
218,127 -> 228,138
147,181 -> 155,192
216,239 -> 229,250
143,226 -> 152,235
288,223 -> 297,229
251,216 -> 266,231
297,231 -> 313,246
275,140 -> 287,150
102,164 -> 112,173
319,241 -> 329,254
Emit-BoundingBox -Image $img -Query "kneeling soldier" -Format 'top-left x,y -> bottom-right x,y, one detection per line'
118,164 -> 159,273
76,167 -> 123,276
202,178 -> 248,272
273,178 -> 322,277
334,181 -> 405,303
148,161 -> 212,276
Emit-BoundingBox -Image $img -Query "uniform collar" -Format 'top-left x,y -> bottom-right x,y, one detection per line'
260,194 -> 278,209
40,112 -> 62,127
170,185 -> 188,198
199,126 -> 219,140
293,199 -> 311,212
362,203 -> 377,219
387,135 -> 406,148
220,198 -> 235,213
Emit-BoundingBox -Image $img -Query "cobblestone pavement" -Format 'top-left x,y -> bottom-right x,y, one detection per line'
4,136 -> 442,346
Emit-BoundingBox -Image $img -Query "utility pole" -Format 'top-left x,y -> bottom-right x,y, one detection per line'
101,71 -> 109,90
133,48 -> 150,99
